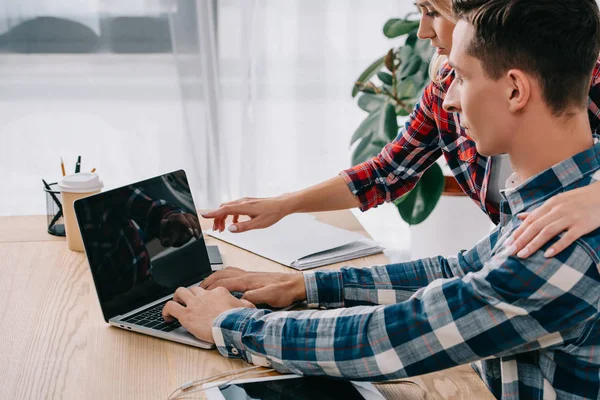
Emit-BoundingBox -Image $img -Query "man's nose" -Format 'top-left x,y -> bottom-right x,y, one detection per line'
443,80 -> 461,113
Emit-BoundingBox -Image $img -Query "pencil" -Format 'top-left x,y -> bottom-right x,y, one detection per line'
60,157 -> 66,177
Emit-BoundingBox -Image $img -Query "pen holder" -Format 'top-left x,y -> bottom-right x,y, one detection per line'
44,182 -> 66,237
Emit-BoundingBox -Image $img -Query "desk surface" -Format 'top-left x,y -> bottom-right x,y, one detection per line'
0,211 -> 493,400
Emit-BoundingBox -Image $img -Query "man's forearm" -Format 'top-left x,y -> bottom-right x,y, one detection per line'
281,175 -> 361,214
212,246 -> 599,382
304,256 -> 462,309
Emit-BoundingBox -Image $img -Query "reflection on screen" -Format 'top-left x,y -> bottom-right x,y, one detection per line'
75,170 -> 213,321
219,377 -> 365,400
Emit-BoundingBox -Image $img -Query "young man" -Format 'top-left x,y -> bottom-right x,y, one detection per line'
163,0 -> 600,398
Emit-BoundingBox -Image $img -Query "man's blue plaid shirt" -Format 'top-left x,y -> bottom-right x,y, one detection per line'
212,138 -> 600,399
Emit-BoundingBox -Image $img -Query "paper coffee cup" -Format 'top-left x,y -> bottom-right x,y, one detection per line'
58,172 -> 104,252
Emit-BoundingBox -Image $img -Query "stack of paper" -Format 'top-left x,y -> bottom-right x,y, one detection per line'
207,214 -> 383,270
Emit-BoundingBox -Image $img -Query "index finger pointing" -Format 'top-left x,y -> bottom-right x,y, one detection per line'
162,300 -> 185,322
201,209 -> 222,219
206,204 -> 252,220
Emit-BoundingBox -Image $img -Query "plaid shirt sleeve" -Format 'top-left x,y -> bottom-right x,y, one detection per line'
340,80 -> 444,211
303,226 -> 500,309
212,239 -> 600,381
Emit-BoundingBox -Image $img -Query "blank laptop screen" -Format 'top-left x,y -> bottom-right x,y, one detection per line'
75,170 -> 212,322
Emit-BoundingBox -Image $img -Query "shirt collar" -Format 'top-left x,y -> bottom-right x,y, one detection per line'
501,135 -> 600,215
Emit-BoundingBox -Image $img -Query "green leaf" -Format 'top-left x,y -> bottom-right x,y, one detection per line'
377,71 -> 394,86
350,109 -> 380,145
399,45 -> 413,64
372,139 -> 389,148
351,132 -> 385,166
400,55 -> 423,80
383,19 -> 420,39
395,163 -> 445,225
404,31 -> 418,49
397,78 -> 417,101
414,37 -> 434,61
380,102 -> 399,142
357,94 -> 386,113
352,55 -> 386,97
351,132 -> 373,165
397,108 -> 410,117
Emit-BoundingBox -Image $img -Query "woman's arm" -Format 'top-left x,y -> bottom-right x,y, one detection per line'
203,78 -> 445,233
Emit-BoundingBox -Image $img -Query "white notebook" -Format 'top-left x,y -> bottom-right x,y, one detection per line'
207,214 -> 384,270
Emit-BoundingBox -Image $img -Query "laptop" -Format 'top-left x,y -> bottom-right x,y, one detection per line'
74,170 -> 217,349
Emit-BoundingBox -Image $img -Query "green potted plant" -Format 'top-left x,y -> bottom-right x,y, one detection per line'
351,16 -> 456,225
350,16 -> 493,258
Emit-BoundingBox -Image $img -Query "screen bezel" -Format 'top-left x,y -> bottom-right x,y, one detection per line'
74,169 -> 212,322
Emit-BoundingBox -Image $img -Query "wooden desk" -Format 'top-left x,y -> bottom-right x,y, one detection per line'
0,211 -> 493,399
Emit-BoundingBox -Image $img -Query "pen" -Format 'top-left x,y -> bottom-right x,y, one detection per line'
75,155 -> 81,173
41,178 -> 52,192
60,157 -> 66,177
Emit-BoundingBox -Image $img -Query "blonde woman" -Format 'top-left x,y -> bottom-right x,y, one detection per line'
203,0 -> 600,260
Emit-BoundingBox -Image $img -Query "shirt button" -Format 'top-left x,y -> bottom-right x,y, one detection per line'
231,347 -> 239,355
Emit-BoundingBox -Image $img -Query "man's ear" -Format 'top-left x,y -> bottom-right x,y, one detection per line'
506,69 -> 531,113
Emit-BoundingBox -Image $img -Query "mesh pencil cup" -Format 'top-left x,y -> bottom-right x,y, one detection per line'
44,182 -> 65,236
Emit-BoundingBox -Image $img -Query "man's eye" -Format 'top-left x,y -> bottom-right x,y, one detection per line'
426,11 -> 440,17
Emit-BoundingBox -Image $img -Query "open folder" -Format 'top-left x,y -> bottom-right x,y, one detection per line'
207,214 -> 384,270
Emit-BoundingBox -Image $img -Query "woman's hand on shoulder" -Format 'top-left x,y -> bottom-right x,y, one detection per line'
509,182 -> 600,258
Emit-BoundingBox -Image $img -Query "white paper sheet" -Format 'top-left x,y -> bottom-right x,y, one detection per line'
207,214 -> 381,268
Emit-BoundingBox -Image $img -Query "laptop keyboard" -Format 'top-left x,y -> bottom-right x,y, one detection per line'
121,300 -> 181,332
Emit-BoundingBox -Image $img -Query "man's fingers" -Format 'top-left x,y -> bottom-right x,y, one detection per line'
200,268 -> 245,289
189,286 -> 205,295
205,277 -> 248,292
162,300 -> 185,322
173,287 -> 194,306
242,286 -> 282,307
240,299 -> 256,309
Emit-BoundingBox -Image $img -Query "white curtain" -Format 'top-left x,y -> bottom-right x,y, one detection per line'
0,0 -> 416,227
0,0 -> 168,35
206,0 -> 417,257
0,0 -> 196,215
209,0 -> 416,204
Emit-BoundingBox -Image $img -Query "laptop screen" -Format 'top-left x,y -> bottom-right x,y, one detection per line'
74,170 -> 213,322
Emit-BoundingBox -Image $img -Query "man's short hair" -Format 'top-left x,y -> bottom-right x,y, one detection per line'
453,0 -> 600,116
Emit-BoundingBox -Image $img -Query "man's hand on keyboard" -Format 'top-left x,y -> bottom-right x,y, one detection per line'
200,267 -> 307,309
161,286 -> 255,343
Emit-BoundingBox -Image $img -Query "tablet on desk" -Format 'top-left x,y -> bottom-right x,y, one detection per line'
203,374 -> 384,400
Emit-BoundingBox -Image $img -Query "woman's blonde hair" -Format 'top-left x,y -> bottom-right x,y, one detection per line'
426,0 -> 458,83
